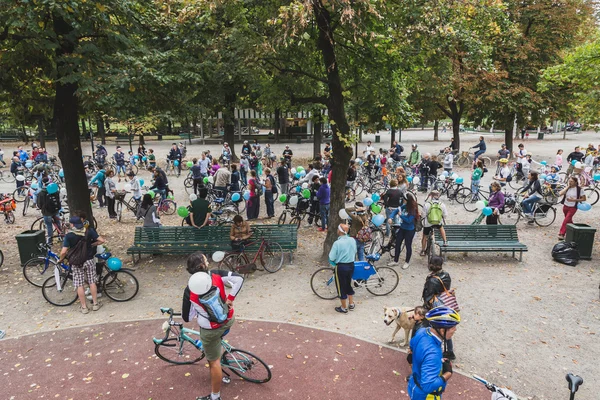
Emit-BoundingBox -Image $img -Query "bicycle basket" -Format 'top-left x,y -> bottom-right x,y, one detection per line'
114,191 -> 127,200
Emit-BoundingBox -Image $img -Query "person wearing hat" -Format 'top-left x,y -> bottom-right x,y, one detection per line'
494,158 -> 511,186
329,224 -> 357,313
345,202 -> 369,261
408,144 -> 421,166
59,212 -> 105,314
127,170 -> 142,201
282,145 -> 293,168
497,143 -> 510,160
168,143 -> 182,177
241,140 -> 251,155
182,252 -> 245,400
36,177 -> 63,242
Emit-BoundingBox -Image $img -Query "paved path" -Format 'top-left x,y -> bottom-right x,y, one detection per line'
0,319 -> 489,400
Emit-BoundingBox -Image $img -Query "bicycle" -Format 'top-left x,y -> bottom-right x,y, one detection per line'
455,151 -> 492,169
0,194 -> 16,224
154,192 -> 177,215
474,373 -> 583,400
41,249 -> 139,306
499,194 -> 557,227
153,308 -> 272,383
310,253 -> 399,299
456,185 -> 490,212
114,190 -> 141,222
218,227 -> 284,277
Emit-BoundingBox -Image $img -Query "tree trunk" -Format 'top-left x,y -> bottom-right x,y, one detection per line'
313,0 -> 353,259
274,108 -> 280,143
139,133 -> 145,147
81,118 -> 87,140
21,124 -> 28,144
504,128 -> 513,155
96,115 -> 106,144
390,127 -> 396,148
433,120 -> 439,141
223,93 -> 238,162
38,117 -> 46,148
451,117 -> 460,150
167,119 -> 173,135
313,110 -> 322,160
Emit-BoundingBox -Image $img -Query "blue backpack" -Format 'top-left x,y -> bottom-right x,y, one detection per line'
199,286 -> 229,324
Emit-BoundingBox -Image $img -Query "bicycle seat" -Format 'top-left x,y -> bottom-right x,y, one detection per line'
366,253 -> 381,261
214,198 -> 225,204
566,373 -> 583,394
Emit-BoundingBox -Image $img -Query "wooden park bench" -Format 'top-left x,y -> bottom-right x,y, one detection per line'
434,225 -> 528,261
127,224 -> 298,264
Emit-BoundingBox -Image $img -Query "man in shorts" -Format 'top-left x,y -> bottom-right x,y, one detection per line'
421,190 -> 448,256
59,213 -> 105,314
182,252 -> 245,400
329,224 -> 357,314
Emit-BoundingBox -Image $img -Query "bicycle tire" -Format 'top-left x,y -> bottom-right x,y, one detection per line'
498,207 -> 521,225
261,241 -> 284,273
23,257 -> 55,287
534,205 -> 556,227
41,273 -> 78,306
23,195 -> 30,216
127,164 -> 138,175
277,211 -> 288,225
454,187 -> 472,204
12,187 -> 28,202
155,337 -> 205,365
5,211 -> 15,224
103,270 -> 139,302
366,228 -> 384,255
310,267 -> 338,300
184,177 -> 193,188
365,266 -> 399,296
584,187 -> 599,206
220,253 -> 249,273
234,198 -> 247,214
2,171 -> 15,183
456,156 -> 469,168
289,216 -> 301,230
160,200 -> 177,215
481,157 -> 492,168
116,201 -> 123,221
222,349 -> 272,383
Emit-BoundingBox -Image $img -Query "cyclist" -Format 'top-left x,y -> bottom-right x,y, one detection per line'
420,190 -> 448,256
168,143 -> 182,177
407,144 -> 421,167
182,252 -> 244,400
407,306 -> 460,400
497,143 -> 510,160
519,171 -> 542,222
36,177 -> 62,243
470,136 -> 486,166
282,145 -> 293,168
493,158 -> 511,187
95,144 -> 107,165
126,170 -> 142,202
566,146 -> 585,176
113,146 -> 126,182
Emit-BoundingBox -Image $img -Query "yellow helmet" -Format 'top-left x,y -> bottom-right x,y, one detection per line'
499,158 -> 508,164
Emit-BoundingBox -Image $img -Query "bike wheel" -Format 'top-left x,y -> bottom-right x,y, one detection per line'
234,198 -> 247,214
498,207 -> 521,225
461,192 -> 479,212
23,257 -> 55,287
41,273 -> 78,306
222,349 -> 272,383
456,156 -> 469,168
508,176 -> 524,190
310,267 -> 338,300
6,211 -> 15,224
31,217 -> 45,232
260,241 -> 284,273
160,200 -> 177,215
127,164 -> 138,175
534,205 -> 556,227
365,228 -> 384,255
277,211 -> 288,225
481,157 -> 492,168
155,337 -> 205,365
22,196 -> 30,216
365,267 -> 399,296
289,216 -> 301,230
103,270 -> 139,302
454,187 -> 472,204
2,172 -> 15,183
584,187 -> 599,206
12,187 -> 28,202
184,177 -> 193,188
116,201 -> 123,221
220,253 -> 249,273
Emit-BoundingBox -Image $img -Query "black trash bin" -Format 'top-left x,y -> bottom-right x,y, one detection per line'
15,230 -> 45,265
296,137 -> 302,144
537,131 -> 544,140
565,223 -> 596,260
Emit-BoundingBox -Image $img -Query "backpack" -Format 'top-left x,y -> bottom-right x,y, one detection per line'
268,175 -> 277,194
66,231 -> 89,265
44,191 -> 61,214
356,224 -> 372,243
252,178 -> 263,197
427,202 -> 443,225
199,286 -> 230,324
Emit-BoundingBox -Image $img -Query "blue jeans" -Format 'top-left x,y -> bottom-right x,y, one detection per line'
320,203 -> 330,229
471,179 -> 480,199
240,169 -> 247,185
116,164 -> 126,176
474,149 -> 485,161
522,195 -> 540,215
354,238 -> 365,261
43,215 -> 61,241
264,190 -> 275,217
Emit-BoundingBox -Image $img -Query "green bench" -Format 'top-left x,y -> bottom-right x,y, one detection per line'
127,224 -> 298,264
434,225 -> 527,261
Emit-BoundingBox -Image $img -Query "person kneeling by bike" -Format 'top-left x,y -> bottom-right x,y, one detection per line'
182,252 -> 245,400
408,306 -> 460,400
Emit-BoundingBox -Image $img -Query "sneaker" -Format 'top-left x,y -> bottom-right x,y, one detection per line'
348,303 -> 356,311
558,235 -> 565,240
92,302 -> 102,311
443,351 -> 456,360
86,292 -> 103,301
387,261 -> 399,266
196,396 -> 221,400
317,228 -> 326,232
402,262 -> 410,270
335,306 -> 348,314
80,306 -> 89,314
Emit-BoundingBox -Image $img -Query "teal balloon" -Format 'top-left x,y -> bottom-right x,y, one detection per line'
58,169 -> 64,178
577,202 -> 592,211
174,160 -> 180,166
46,183 -> 59,194
363,198 -> 373,207
372,214 -> 385,227
407,176 -> 413,183
482,207 -> 493,216
243,191 -> 250,201
142,156 -> 148,161
231,193 -> 241,201
371,193 -> 380,202
139,179 -> 145,186
107,257 -> 122,271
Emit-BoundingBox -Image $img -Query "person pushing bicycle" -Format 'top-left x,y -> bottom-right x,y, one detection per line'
182,252 -> 245,400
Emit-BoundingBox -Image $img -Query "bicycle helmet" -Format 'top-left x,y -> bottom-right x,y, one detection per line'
188,272 -> 212,295
412,143 -> 418,148
499,158 -> 508,164
425,306 -> 461,329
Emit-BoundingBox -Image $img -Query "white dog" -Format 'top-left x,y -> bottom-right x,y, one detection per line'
383,306 -> 416,347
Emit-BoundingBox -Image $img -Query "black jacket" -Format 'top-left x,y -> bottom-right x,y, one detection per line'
422,271 -> 451,308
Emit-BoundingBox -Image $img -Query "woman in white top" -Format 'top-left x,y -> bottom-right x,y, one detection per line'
494,158 -> 511,186
558,176 -> 586,240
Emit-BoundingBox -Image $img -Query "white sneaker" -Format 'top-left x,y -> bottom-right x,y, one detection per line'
86,292 -> 103,301
387,261 -> 399,266
402,262 -> 410,270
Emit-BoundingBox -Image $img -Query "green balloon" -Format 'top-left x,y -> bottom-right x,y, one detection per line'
371,204 -> 382,214
147,190 -> 156,199
279,194 -> 287,203
484,200 -> 489,206
168,194 -> 174,200
296,166 -> 305,173
177,206 -> 189,218
302,189 -> 310,199
187,161 -> 193,168
203,177 -> 209,184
